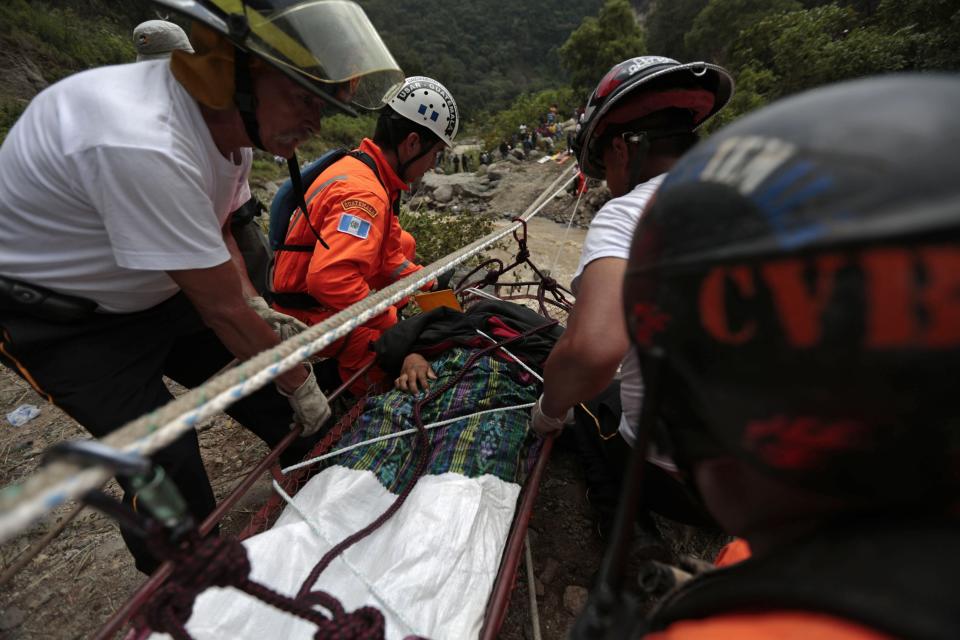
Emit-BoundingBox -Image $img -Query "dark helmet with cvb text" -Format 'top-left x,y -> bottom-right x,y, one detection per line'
622,74 -> 960,504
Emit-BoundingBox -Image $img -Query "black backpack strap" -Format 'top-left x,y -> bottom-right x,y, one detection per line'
649,518 -> 960,640
272,149 -> 396,306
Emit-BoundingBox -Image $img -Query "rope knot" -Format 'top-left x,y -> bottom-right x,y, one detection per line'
311,604 -> 385,640
143,535 -> 252,636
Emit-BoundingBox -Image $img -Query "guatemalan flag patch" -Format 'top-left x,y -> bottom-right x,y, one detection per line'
337,213 -> 372,239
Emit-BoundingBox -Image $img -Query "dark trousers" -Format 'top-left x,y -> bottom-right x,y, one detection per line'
570,381 -> 714,541
0,293 -> 312,573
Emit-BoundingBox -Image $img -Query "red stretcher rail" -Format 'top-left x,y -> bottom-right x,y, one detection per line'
479,434 -> 555,640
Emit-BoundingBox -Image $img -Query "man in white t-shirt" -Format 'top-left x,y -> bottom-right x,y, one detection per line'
0,1 -> 403,573
531,56 -> 734,543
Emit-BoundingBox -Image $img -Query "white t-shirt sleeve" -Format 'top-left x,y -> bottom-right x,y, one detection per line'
72,145 -> 230,271
570,175 -> 664,294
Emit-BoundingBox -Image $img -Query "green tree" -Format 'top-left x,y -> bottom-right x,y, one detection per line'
732,5 -> 910,96
684,0 -> 801,63
875,0 -> 960,71
559,0 -> 647,92
646,0 -> 708,59
703,65 -> 776,132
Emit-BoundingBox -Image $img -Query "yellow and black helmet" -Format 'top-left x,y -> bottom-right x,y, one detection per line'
155,0 -> 404,116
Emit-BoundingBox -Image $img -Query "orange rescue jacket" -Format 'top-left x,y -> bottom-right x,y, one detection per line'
272,139 -> 422,326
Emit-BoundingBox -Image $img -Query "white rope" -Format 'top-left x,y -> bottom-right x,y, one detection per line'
474,330 -> 544,383
525,534 -> 543,640
280,404 -> 534,474
462,287 -> 503,303
270,478 -> 421,635
0,164 -> 576,546
549,183 -> 586,276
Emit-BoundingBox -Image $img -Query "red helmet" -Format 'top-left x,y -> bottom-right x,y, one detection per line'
623,74 -> 960,502
574,56 -> 733,179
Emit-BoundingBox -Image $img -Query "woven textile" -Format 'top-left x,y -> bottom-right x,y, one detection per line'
332,348 -> 540,493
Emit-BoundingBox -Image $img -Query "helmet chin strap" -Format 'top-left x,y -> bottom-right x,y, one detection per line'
227,12 -> 264,152
397,138 -> 437,183
385,114 -> 435,183
624,133 -> 651,193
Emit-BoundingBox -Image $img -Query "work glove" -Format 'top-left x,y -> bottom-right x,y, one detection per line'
435,269 -> 455,291
277,364 -> 331,437
530,394 -> 573,435
246,296 -> 309,338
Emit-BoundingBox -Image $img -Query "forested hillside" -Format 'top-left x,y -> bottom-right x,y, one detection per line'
2,0 -> 958,144
643,0 -> 960,129
355,0 -> 602,116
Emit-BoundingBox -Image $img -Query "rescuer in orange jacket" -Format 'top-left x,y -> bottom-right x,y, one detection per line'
272,76 -> 459,393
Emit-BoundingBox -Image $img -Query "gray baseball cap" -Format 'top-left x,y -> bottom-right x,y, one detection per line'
133,20 -> 194,61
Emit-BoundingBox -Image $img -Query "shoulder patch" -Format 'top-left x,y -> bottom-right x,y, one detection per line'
341,198 -> 378,218
337,213 -> 372,240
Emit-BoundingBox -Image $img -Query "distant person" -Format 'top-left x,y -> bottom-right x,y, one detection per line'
132,19 -> 193,61
462,154 -> 469,172
453,154 -> 461,172
499,141 -> 509,159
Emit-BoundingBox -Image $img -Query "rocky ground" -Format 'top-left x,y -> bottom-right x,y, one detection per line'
0,155 -> 719,640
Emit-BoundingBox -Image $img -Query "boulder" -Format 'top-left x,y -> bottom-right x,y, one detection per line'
461,184 -> 497,200
563,586 -> 590,616
433,184 -> 454,203
407,195 -> 431,210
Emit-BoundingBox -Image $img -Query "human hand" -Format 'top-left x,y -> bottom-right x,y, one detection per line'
277,364 -> 331,437
394,353 -> 437,394
530,394 -> 571,435
246,296 -> 309,337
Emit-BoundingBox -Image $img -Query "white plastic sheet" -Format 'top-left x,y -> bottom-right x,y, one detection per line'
152,467 -> 520,640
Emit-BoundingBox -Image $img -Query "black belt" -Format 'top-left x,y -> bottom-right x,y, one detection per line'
271,290 -> 330,311
0,275 -> 98,323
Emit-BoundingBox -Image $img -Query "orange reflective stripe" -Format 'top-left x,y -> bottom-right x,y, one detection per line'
0,329 -> 53,403
714,538 -> 752,567
649,611 -> 891,640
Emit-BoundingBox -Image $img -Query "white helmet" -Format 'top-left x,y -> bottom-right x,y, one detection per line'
386,76 -> 459,147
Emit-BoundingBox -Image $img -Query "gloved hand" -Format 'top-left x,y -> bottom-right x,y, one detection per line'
277,364 -> 331,437
530,394 -> 572,435
435,269 -> 455,291
246,296 -> 309,337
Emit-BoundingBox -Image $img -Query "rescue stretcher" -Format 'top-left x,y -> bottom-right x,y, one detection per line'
102,241 -> 573,640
